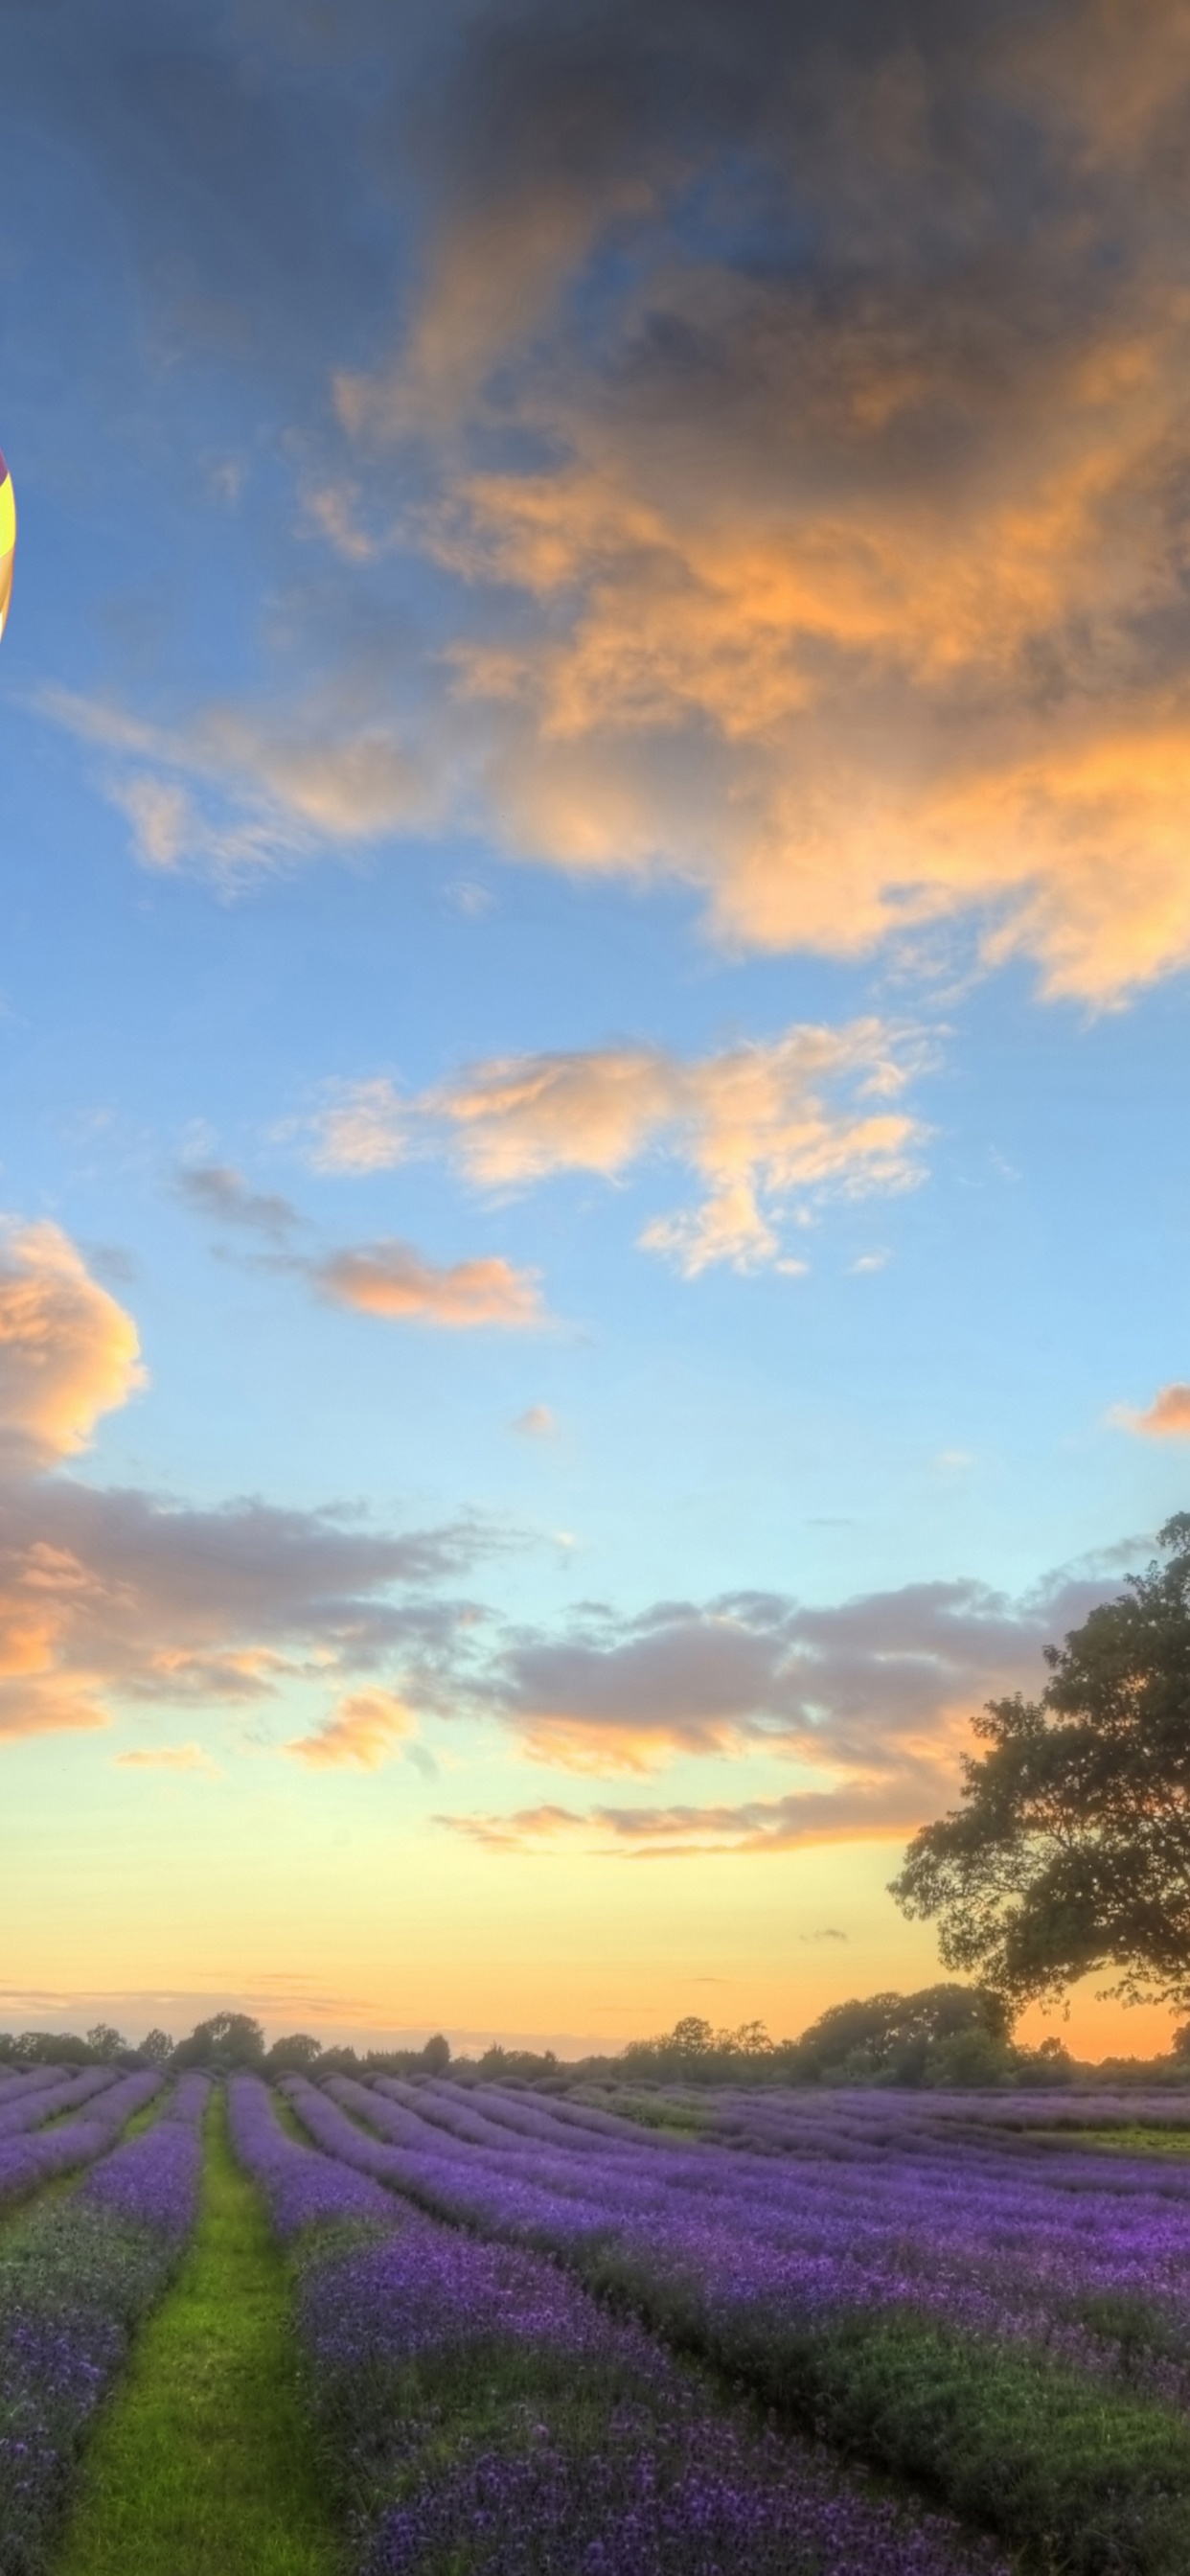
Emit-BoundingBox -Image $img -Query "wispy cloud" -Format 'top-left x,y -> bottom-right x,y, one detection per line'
1116,1383 -> 1190,1438
305,1079 -> 407,1176
174,1160 -> 540,1329
312,1240 -> 545,1329
286,1687 -> 417,1769
174,1163 -> 300,1241
0,1219 -> 498,1744
304,1021 -> 931,1276
439,1778 -> 953,1857
512,1405 -> 557,1438
113,1743 -> 221,1777
42,688 -> 439,886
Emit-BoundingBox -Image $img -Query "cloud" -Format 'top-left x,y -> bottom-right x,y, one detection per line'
0,1220 -> 145,1466
440,1778 -> 953,1855
44,690 -> 439,886
312,1240 -> 545,1328
1118,1383 -> 1190,1438
286,1687 -> 416,1768
173,1155 -> 539,1331
307,1021 -> 930,1276
439,1802 -> 589,1854
372,0 -> 1190,1005
0,1682 -> 110,1743
305,1079 -> 407,1175
0,1475 -> 492,1744
31,2 -> 1190,1006
175,1164 -> 299,1240
0,1220 -> 500,1746
512,1406 -> 557,1438
113,1743 -> 221,1777
461,1558 -> 1124,1782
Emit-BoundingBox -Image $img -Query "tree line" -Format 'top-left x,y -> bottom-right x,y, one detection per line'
10,1521 -> 1190,2092
7,1990 -> 1190,2091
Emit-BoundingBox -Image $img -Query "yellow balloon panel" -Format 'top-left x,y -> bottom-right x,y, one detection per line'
0,452 -> 14,642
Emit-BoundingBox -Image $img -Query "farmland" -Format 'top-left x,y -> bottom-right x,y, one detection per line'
7,2066 -> 1190,2572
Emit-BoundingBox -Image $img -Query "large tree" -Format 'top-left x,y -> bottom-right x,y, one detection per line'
890,1516 -> 1190,2010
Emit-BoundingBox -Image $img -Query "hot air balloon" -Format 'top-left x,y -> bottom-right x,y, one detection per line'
0,448 -> 12,644
0,449 -> 13,643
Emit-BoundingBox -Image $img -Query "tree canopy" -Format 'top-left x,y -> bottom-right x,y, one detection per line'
172,2011 -> 265,2071
788,1984 -> 1013,2085
890,1515 -> 1190,2010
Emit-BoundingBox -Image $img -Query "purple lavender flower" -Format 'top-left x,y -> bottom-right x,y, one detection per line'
227,2074 -> 393,2241
297,2071 -> 1190,2393
286,2098 -> 1005,2576
0,2067 -> 117,2144
274,2068 -> 1190,2570
0,2071 -> 207,2576
242,2075 -> 1003,2576
0,2069 -> 164,2216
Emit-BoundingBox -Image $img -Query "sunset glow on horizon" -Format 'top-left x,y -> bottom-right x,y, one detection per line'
5,0 -> 1190,2064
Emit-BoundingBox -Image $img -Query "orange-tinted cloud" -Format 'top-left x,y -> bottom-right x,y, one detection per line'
113,1742 -> 220,1776
286,1687 -> 417,1769
512,1405 -> 556,1438
43,687 -> 438,885
313,1239 -> 544,1328
309,1023 -> 928,1276
440,1774 -> 952,1856
1121,1383 -> 1190,1438
37,6 -> 1190,1007
0,1481 -> 489,1745
149,4 -> 1190,1003
390,2 -> 1190,1004
440,1803 -> 589,1853
0,1679 -> 109,1742
440,1553 -> 1135,1842
473,1564 -> 1122,1779
0,1214 -> 495,1746
0,1221 -> 145,1464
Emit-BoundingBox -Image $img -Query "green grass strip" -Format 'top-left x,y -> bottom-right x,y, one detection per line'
55,2088 -> 342,2576
1057,2128 -> 1190,2159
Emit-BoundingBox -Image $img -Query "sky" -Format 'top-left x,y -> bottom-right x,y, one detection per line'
2,0 -> 1190,2058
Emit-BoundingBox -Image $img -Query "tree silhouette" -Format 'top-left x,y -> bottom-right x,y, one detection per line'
891,1517 -> 1190,2010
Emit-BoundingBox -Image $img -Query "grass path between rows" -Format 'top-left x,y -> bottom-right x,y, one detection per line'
55,2086 -> 342,2576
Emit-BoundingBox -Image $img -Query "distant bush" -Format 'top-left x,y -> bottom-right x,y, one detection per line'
172,2012 -> 265,2072
606,1990 -> 1093,2089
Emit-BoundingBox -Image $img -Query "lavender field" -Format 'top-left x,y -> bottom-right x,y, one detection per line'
8,2063 -> 1190,2575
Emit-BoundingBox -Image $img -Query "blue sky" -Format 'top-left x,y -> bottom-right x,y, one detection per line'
2,0 -> 1190,2055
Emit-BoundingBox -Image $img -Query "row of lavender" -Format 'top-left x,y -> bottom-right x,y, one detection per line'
0,2066 -> 170,2219
0,2069 -> 119,2144
273,2071 -> 1190,2575
230,2073 -> 1005,2576
0,2073 -> 209,2576
671,2082 -> 1190,2147
320,2071 -> 1190,2374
